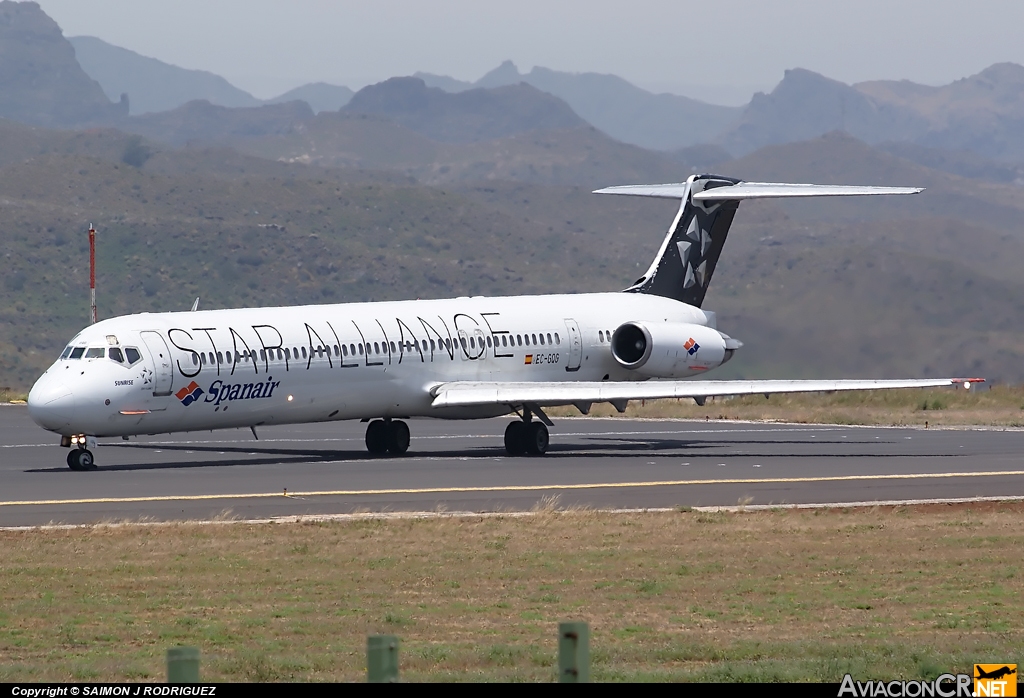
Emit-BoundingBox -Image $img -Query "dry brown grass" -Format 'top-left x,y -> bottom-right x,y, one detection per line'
1,503 -> 1022,682
547,385 -> 1024,428
0,388 -> 27,403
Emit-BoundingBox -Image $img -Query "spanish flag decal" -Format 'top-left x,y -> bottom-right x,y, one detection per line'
524,355 -> 533,364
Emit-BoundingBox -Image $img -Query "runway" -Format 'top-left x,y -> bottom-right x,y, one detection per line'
2,404 -> 1023,527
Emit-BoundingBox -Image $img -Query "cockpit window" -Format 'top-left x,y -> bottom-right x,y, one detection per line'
124,347 -> 142,365
60,346 -> 73,359
85,347 -> 105,359
69,347 -> 86,359
109,347 -> 125,363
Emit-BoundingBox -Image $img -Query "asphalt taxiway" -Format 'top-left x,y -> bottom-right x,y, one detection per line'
1,405 -> 1022,527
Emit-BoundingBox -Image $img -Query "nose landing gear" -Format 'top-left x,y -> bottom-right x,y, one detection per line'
62,434 -> 97,471
365,419 -> 410,455
66,448 -> 95,471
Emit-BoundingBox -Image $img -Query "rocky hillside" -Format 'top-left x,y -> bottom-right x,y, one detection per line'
719,64 -> 1024,162
69,35 -> 262,115
343,77 -> 586,144
418,60 -> 742,151
0,1 -> 124,127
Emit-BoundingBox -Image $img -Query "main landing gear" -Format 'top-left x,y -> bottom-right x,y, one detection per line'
504,416 -> 549,456
365,419 -> 410,455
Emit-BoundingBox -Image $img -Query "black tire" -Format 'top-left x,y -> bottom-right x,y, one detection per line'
365,420 -> 388,454
68,449 -> 95,470
526,422 -> 549,455
504,421 -> 526,456
386,420 -> 410,455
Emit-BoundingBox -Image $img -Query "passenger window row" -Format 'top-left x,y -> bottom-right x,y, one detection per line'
187,331 -> 563,368
192,339 -> 452,365
61,329 -> 566,372
505,332 -> 558,347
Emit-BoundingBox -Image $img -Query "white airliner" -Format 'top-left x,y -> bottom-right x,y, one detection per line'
27,174 -> 980,470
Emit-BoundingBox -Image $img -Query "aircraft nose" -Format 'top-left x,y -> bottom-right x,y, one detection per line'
27,375 -> 77,432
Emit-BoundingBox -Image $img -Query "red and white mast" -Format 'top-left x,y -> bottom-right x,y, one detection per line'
88,224 -> 97,324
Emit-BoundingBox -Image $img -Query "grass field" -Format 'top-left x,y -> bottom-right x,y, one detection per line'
1,503 -> 1022,682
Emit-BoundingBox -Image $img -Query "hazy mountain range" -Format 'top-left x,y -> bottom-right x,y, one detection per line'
55,37 -> 1024,164
0,2 -> 125,127
1,0 -> 1020,164
720,64 -> 1024,160
417,60 -> 742,151
68,35 -> 353,116
343,77 -> 585,143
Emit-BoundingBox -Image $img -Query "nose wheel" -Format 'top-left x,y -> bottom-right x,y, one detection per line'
365,419 -> 410,455
66,448 -> 96,471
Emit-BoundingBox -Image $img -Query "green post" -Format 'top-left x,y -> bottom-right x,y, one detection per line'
367,634 -> 399,682
166,646 -> 200,683
558,621 -> 589,682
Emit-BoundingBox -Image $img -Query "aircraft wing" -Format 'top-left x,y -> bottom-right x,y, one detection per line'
431,378 -> 982,409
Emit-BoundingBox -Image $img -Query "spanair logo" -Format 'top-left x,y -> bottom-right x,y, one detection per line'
175,381 -> 204,406
684,337 -> 700,355
975,665 -> 1017,697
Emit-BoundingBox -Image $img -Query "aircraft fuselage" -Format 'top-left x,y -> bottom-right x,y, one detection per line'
28,292 -> 719,438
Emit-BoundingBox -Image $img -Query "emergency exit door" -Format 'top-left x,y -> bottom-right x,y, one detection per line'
564,319 -> 582,372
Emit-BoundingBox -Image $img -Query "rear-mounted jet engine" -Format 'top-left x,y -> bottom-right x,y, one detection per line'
610,321 -> 742,378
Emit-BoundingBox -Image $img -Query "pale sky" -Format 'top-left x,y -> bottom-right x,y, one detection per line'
30,0 -> 1024,105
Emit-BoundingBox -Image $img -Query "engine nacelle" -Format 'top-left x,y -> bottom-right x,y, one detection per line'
610,321 -> 740,378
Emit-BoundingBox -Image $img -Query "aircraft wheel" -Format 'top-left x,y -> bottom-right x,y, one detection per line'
504,421 -> 527,456
386,420 -> 410,455
525,422 -> 549,456
365,420 -> 389,454
67,448 -> 95,471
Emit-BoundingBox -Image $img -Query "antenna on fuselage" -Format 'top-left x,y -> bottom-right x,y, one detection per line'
88,224 -> 97,324
190,297 -> 200,312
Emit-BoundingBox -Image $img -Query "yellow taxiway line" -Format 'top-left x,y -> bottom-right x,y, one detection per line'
2,469 -> 1024,507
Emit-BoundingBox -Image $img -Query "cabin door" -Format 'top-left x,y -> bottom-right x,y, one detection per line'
140,331 -> 175,397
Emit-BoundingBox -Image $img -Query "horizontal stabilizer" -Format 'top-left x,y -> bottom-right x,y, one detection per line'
593,182 -> 923,200
431,378 -> 982,409
693,182 -> 923,201
594,173 -> 924,309
593,183 -> 690,199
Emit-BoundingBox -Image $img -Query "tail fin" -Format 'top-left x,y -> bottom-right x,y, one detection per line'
595,174 -> 922,308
